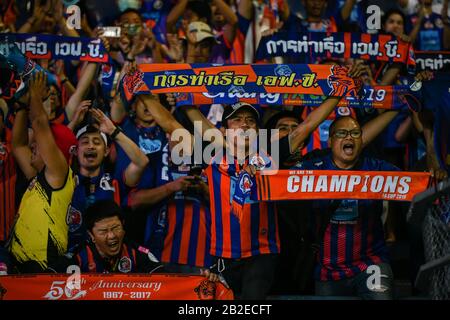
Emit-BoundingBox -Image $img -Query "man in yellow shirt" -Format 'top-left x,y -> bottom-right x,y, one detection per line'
8,72 -> 77,273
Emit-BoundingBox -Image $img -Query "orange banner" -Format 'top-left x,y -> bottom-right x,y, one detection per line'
255,170 -> 431,202
0,273 -> 233,300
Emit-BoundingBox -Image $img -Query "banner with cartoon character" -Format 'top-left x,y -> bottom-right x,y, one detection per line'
255,31 -> 416,71
0,274 -> 233,300
253,170 -> 430,202
119,63 -> 364,107
415,51 -> 450,71
0,33 -> 109,63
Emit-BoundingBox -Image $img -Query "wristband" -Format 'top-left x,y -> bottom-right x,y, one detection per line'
110,126 -> 123,140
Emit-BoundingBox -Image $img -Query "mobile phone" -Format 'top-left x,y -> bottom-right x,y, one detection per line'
189,166 -> 203,177
99,26 -> 121,38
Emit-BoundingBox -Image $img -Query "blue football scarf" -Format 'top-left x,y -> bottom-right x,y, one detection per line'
0,33 -> 109,62
256,31 -> 416,73
117,63 -> 365,110
415,51 -> 450,71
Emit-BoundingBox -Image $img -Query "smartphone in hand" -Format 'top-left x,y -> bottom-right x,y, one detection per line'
99,26 -> 121,38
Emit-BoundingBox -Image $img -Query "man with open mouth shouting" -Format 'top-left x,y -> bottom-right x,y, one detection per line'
67,108 -> 149,253
294,116 -> 401,300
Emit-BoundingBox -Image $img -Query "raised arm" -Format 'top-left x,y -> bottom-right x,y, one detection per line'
18,0 -> 46,33
12,100 -> 36,180
166,0 -> 189,33
29,72 -> 69,189
238,0 -> 253,20
165,93 -> 224,149
138,94 -> 187,135
289,96 -> 341,152
54,0 -> 80,38
127,176 -> 195,210
288,64 -> 367,152
90,108 -> 148,187
65,62 -> 98,121
212,0 -> 238,44
408,6 -> 425,45
340,0 -> 357,22
378,63 -> 402,86
420,109 -> 448,180
110,62 -> 135,123
361,110 -> 399,148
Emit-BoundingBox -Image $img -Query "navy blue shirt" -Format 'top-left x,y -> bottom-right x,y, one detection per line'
68,171 -> 122,253
294,152 -> 398,280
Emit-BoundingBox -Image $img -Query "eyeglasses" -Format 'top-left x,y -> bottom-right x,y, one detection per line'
332,129 -> 362,139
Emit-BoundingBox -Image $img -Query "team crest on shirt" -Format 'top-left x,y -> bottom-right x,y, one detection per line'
118,256 -> 132,273
99,173 -> 115,192
239,174 -> 253,193
101,64 -> 113,78
66,206 -> 82,232
194,280 -> 216,300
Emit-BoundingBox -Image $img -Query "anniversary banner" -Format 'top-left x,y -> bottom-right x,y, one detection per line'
0,273 -> 233,300
0,33 -> 109,63
255,31 -> 416,70
253,170 -> 431,202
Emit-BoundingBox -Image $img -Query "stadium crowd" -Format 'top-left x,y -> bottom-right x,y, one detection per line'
0,0 -> 450,300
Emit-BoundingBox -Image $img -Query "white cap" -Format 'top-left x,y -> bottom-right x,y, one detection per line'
76,125 -> 108,146
188,21 -> 217,43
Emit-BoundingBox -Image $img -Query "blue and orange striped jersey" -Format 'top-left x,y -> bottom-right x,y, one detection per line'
295,153 -> 398,281
301,106 -> 357,154
161,168 -> 212,268
0,129 -> 16,242
205,153 -> 280,259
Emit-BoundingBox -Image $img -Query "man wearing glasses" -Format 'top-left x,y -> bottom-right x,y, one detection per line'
294,116 -> 399,300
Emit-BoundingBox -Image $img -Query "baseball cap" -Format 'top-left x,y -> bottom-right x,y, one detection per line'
76,125 -> 108,146
50,123 -> 78,163
188,21 -> 217,43
222,102 -> 260,125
